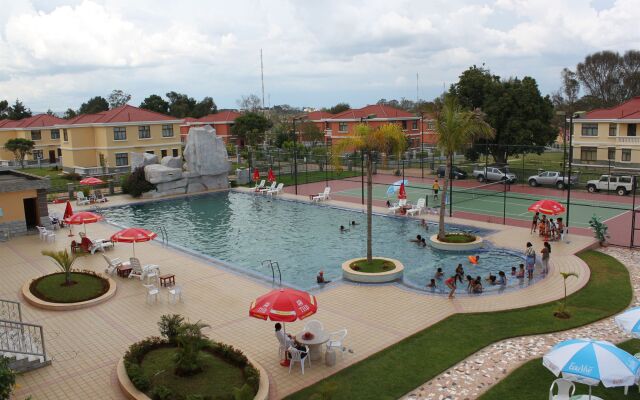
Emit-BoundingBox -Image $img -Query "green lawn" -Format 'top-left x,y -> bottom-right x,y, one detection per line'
30,272 -> 109,303
286,251 -> 632,400
140,347 -> 247,399
350,259 -> 396,273
21,167 -> 72,191
480,340 -> 640,400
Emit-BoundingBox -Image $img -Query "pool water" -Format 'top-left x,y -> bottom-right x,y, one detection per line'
100,191 -> 533,293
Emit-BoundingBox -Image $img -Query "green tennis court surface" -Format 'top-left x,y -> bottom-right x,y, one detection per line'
334,182 -> 632,228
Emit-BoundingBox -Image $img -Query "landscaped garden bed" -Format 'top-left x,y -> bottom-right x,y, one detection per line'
29,271 -> 109,303
342,257 -> 404,283
120,314 -> 264,400
349,259 -> 396,273
429,233 -> 484,251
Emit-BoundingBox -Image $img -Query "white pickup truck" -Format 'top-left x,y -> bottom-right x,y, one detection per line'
586,175 -> 634,196
472,166 -> 517,183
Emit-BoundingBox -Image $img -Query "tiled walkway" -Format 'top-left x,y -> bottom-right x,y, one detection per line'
401,246 -> 640,400
2,191 -> 595,399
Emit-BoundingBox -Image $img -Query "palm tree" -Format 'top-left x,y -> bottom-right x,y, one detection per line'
435,96 -> 494,241
558,271 -> 578,316
333,123 -> 407,262
41,249 -> 78,286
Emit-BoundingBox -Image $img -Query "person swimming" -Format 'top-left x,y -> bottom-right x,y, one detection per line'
410,235 -> 422,243
426,278 -> 437,288
485,273 -> 497,285
421,238 -> 427,247
468,255 -> 480,264
340,225 -> 349,232
351,220 -> 359,226
317,271 -> 331,284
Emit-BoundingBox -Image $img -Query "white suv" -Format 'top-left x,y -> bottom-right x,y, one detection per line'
586,175 -> 634,196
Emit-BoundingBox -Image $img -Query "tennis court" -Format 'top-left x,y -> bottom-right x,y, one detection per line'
334,181 -> 634,229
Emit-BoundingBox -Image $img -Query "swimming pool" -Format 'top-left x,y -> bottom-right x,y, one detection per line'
100,191 -> 535,294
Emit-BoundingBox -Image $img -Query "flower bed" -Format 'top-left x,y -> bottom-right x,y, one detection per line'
429,234 -> 484,251
29,271 -> 109,303
342,257 -> 404,283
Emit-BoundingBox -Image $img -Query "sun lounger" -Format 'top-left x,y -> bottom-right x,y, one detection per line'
388,199 -> 407,214
259,182 -> 276,195
253,180 -> 266,192
312,187 -> 331,202
94,190 -> 107,203
267,183 -> 284,196
406,198 -> 426,216
102,254 -> 124,275
76,192 -> 90,205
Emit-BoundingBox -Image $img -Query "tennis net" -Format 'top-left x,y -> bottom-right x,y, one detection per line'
449,181 -> 506,205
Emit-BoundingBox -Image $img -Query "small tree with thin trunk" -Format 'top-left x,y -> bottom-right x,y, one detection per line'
435,96 -> 494,241
41,249 -> 78,286
556,271 -> 578,318
332,123 -> 406,262
4,138 -> 35,168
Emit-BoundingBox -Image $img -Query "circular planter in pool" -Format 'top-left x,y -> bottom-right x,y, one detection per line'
429,234 -> 484,251
342,257 -> 404,283
22,272 -> 116,311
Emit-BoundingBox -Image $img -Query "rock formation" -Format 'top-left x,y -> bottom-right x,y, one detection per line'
183,125 -> 229,176
130,152 -> 158,171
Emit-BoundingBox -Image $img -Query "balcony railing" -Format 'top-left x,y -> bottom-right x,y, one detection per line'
617,136 -> 640,144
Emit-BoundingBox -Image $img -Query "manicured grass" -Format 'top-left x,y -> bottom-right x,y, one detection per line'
30,272 -> 109,303
350,259 -> 396,273
480,340 -> 640,400
442,233 -> 477,243
286,251 -> 632,400
21,167 -> 72,192
140,347 -> 247,399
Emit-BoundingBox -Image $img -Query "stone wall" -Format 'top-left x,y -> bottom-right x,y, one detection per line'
0,220 -> 27,238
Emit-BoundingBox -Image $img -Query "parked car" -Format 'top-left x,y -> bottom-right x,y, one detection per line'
472,166 -> 517,183
586,175 -> 634,196
527,171 -> 578,189
437,165 -> 467,179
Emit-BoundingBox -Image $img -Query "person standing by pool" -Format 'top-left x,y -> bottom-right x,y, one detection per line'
455,264 -> 465,283
525,242 -> 536,279
540,241 -> 551,275
531,212 -> 540,234
445,275 -> 457,298
432,179 -> 440,201
497,271 -> 507,285
434,267 -> 444,282
556,218 -> 564,240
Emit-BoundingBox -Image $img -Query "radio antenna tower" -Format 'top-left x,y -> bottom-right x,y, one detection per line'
260,49 -> 265,109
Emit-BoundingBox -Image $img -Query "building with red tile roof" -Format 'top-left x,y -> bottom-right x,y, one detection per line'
180,110 -> 242,144
0,114 -> 66,163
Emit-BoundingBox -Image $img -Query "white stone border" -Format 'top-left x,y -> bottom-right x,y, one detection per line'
22,274 -> 116,311
428,234 -> 484,251
116,354 -> 269,400
342,257 -> 404,283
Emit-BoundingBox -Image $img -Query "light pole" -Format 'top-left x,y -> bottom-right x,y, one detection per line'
292,116 -> 300,195
566,113 -> 575,233
420,112 -> 425,179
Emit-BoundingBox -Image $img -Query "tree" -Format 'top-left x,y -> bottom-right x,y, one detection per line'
45,109 -> 56,116
332,123 -> 407,262
192,96 -> 217,118
273,122 -> 295,148
139,94 -> 170,115
63,108 -> 78,119
300,121 -> 324,145
0,100 -> 8,119
556,271 -> 578,318
166,91 -> 197,118
0,356 -> 16,400
451,66 -> 555,163
4,138 -> 35,168
41,249 -> 78,286
237,94 -> 262,112
435,96 -> 494,241
232,112 -> 273,146
174,320 -> 210,376
107,89 -> 131,108
327,102 -> 350,114
7,99 -> 32,120
78,96 -> 109,115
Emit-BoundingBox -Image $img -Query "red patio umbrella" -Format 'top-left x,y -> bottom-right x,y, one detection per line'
63,201 -> 74,236
252,168 -> 260,182
65,211 -> 103,234
528,199 -> 566,215
250,287 -> 318,365
398,182 -> 407,200
110,227 -> 157,257
267,168 -> 276,182
79,177 -> 104,185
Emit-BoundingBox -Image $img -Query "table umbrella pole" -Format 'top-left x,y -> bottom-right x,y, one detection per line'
133,242 -> 136,258
280,322 -> 290,367
589,385 -> 592,400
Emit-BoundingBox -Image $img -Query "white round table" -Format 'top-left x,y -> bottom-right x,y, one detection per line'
296,331 -> 330,361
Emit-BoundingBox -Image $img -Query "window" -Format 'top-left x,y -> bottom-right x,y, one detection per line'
581,123 -> 598,136
115,153 -> 128,166
30,130 -> 41,140
427,121 -> 435,130
338,122 -> 348,132
401,120 -> 407,130
620,176 -> 632,184
63,129 -> 68,142
412,120 -> 418,130
50,129 -> 60,140
580,147 -> 597,161
609,124 -> 617,136
622,149 -> 632,162
162,124 -> 174,137
172,148 -> 179,157
629,124 -> 637,137
161,149 -> 168,158
608,147 -> 616,160
145,150 -> 154,155
57,148 -> 62,156
113,127 -> 126,141
32,150 -> 43,159
138,125 -> 151,139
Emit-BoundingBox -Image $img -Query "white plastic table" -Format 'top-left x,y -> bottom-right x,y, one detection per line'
296,331 -> 330,361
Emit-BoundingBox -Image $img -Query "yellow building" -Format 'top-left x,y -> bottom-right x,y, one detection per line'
572,97 -> 640,166
0,170 -> 52,237
0,114 -> 66,164
57,105 -> 184,175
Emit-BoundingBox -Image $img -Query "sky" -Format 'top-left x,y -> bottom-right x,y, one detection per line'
0,0 -> 639,112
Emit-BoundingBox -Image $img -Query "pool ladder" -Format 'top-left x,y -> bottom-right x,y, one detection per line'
156,226 -> 169,247
262,260 -> 282,287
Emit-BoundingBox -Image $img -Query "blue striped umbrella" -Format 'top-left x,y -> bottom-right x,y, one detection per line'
386,179 -> 409,197
543,339 -> 640,398
615,307 -> 640,338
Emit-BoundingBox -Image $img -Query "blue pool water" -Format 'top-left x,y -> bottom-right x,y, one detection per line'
100,191 -> 532,293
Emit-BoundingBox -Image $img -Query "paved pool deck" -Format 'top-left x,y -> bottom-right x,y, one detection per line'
3,189 -> 595,399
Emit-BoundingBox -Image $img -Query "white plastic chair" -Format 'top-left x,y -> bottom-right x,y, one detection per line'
312,187 -> 331,202
406,198 -> 426,216
76,192 -> 90,205
326,329 -> 348,358
143,284 -> 159,304
267,183 -> 284,197
253,180 -> 265,192
36,226 -> 54,241
276,330 -> 294,359
259,182 -> 276,195
168,285 -> 183,304
102,254 -> 123,275
303,320 -> 324,335
128,258 -> 145,279
388,199 -> 407,214
549,378 -> 575,400
144,266 -> 160,284
288,345 -> 310,374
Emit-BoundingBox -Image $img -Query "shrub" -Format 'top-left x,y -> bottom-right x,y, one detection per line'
174,321 -> 210,376
0,356 -> 16,400
158,314 -> 184,344
150,385 -> 172,400
125,362 -> 150,392
63,172 -> 82,181
121,167 -> 155,197
185,395 -> 205,400
232,384 -> 254,400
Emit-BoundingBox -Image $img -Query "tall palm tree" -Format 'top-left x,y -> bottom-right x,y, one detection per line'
41,249 -> 78,285
333,123 -> 407,262
435,96 -> 495,241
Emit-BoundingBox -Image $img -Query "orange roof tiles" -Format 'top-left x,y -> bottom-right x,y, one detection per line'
583,97 -> 640,120
64,105 -> 179,125
0,114 -> 65,129
329,104 -> 417,120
